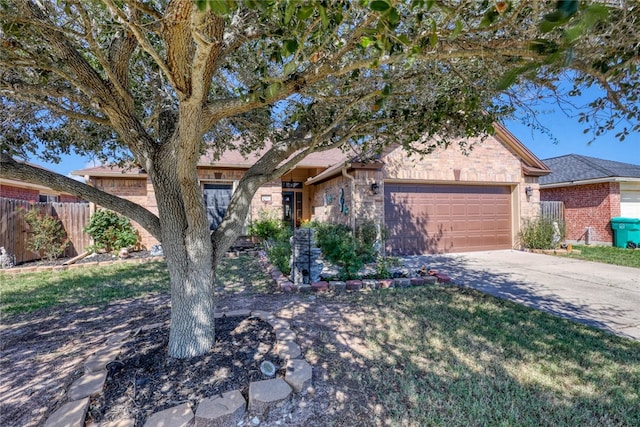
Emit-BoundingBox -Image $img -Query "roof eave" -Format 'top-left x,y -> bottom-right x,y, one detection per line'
494,123 -> 551,176
541,176 -> 640,188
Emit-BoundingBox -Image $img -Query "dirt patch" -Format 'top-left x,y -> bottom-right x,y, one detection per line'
87,316 -> 284,425
1,287 -> 382,426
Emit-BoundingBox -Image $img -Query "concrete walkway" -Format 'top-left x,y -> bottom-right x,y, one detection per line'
402,250 -> 640,341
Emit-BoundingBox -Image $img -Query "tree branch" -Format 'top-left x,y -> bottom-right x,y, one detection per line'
0,154 -> 161,240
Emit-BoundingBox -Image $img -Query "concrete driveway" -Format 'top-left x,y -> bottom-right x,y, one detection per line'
402,250 -> 640,341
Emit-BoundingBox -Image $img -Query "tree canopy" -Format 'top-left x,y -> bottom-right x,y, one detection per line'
1,0 -> 638,358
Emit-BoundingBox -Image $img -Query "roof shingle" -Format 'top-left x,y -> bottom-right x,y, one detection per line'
540,154 -> 640,185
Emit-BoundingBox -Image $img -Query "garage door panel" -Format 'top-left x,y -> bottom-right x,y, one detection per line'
385,183 -> 512,254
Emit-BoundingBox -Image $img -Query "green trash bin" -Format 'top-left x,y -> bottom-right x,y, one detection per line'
610,217 -> 640,248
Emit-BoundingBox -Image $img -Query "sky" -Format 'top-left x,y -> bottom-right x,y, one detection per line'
28,87 -> 639,179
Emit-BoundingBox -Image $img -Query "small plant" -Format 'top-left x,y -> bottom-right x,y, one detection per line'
249,210 -> 292,274
519,218 -> 565,250
375,255 -> 400,279
84,209 -> 140,253
23,207 -> 69,261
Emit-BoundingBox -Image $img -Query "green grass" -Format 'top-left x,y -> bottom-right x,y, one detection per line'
0,254 -> 271,318
564,245 -> 640,268
314,287 -> 640,426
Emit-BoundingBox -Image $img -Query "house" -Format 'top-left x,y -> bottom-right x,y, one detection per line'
72,123 -> 550,255
540,154 -> 640,245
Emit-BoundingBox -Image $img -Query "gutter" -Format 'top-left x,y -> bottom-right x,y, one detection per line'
541,177 -> 640,189
342,166 -> 356,232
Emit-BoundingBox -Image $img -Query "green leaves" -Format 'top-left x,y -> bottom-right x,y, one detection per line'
369,0 -> 391,12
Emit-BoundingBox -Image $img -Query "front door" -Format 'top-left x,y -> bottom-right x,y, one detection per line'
283,191 -> 303,228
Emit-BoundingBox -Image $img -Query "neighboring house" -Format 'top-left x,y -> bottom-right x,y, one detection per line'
540,154 -> 640,245
1,164 -> 84,203
72,123 -> 550,255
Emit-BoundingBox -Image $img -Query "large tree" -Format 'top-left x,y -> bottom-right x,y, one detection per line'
1,0 -> 638,358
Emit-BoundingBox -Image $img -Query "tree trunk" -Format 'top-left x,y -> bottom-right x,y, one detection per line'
151,153 -> 217,359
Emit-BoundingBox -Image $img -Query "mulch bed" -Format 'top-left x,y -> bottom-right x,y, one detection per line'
13,250 -> 154,268
87,316 -> 284,426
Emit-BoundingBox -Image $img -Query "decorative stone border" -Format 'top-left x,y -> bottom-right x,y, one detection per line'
0,256 -> 166,275
256,250 -> 453,293
43,310 -> 312,427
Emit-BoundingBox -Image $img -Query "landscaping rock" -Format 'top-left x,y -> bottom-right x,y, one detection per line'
362,279 -> 378,289
225,309 -> 251,317
144,403 -> 194,427
423,276 -> 437,285
394,278 -> 411,288
248,379 -> 292,416
296,284 -> 312,293
329,281 -> 346,293
277,340 -> 301,359
195,389 -> 246,427
275,327 -> 297,342
410,277 -> 425,286
435,273 -> 452,284
67,370 -> 107,400
378,279 -> 394,289
345,280 -> 363,291
84,346 -> 121,373
311,281 -> 329,292
102,419 -> 135,427
284,359 -> 313,393
44,398 -> 89,427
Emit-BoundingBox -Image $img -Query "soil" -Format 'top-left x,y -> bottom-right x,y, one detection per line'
1,258 -> 381,426
87,316 -> 284,425
14,250 -> 154,268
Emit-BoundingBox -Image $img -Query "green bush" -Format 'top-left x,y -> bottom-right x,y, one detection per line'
519,217 -> 565,250
23,207 -> 69,261
249,210 -> 292,241
249,211 -> 292,274
313,221 -> 380,279
84,209 -> 140,253
355,220 -> 379,264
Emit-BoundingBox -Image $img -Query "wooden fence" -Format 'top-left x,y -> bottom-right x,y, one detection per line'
541,201 -> 565,221
0,198 -> 92,264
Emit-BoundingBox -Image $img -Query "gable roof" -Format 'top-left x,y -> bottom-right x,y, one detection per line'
306,122 -> 550,185
540,154 -> 640,186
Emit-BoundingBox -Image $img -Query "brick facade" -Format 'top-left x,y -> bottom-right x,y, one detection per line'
309,135 -> 543,251
541,182 -> 620,244
1,184 -> 40,201
0,184 -> 83,203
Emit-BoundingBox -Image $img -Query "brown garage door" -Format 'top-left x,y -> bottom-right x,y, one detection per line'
385,183 -> 512,255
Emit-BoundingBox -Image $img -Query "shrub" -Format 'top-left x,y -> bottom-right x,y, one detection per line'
23,207 -> 69,261
248,210 -> 290,241
519,218 -> 565,250
312,222 -> 376,279
355,220 -> 379,264
249,211 -> 292,274
84,209 -> 140,253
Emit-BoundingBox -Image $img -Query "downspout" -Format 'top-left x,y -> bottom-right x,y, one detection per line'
342,165 -> 355,232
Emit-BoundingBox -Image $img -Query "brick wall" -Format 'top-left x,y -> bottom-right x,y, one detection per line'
0,184 -> 39,201
541,182 -> 620,244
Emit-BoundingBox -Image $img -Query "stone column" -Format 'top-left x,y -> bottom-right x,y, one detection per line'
290,228 -> 322,285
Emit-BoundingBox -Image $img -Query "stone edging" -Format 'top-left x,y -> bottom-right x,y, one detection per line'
43,310 -> 312,427
0,256 -> 166,275
255,250 -> 453,293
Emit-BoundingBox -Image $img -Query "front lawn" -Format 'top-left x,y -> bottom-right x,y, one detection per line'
311,287 -> 640,426
564,245 -> 640,268
0,254 -> 270,318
